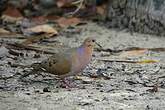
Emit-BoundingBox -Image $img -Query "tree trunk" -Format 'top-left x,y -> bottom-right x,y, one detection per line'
107,0 -> 165,36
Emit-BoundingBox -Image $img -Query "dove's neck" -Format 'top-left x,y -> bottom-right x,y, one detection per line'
78,45 -> 93,56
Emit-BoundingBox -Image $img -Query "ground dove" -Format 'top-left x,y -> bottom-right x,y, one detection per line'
21,37 -> 99,80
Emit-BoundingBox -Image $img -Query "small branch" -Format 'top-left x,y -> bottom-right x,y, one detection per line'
8,49 -> 24,56
65,0 -> 84,16
97,58 -> 157,64
96,47 -> 165,53
5,42 -> 55,54
0,33 -> 25,39
157,75 -> 165,79
97,59 -> 138,63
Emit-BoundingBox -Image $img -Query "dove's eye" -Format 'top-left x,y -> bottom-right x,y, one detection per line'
92,39 -> 95,42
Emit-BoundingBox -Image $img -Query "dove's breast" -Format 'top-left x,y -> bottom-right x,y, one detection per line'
71,47 -> 92,73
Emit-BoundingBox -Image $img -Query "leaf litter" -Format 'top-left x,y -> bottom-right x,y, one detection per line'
0,1 -> 165,110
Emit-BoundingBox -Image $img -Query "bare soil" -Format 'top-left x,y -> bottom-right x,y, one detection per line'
0,22 -> 165,110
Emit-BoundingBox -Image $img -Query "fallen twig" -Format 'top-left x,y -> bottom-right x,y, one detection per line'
98,59 -> 137,63
96,47 -> 165,53
157,75 -> 165,79
125,80 -> 155,87
21,35 -> 46,45
97,58 -> 157,64
65,0 -> 84,16
0,33 -> 25,39
4,42 -> 55,54
8,49 -> 24,56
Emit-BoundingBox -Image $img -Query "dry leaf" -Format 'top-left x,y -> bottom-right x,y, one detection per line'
56,17 -> 82,27
45,15 -> 60,21
21,35 -> 46,45
23,24 -> 58,36
57,0 -> 75,8
18,16 -> 49,29
119,49 -> 147,58
137,60 -> 158,64
30,16 -> 47,25
17,18 -> 38,29
0,28 -> 10,34
96,4 -> 107,15
2,14 -> 23,24
2,5 -> 23,23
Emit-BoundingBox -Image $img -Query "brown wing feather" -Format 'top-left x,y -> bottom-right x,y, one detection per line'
41,54 -> 71,75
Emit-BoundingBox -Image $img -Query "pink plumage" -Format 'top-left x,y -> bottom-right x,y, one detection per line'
38,37 -> 96,78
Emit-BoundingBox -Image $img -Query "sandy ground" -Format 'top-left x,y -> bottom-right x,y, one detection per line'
0,22 -> 165,110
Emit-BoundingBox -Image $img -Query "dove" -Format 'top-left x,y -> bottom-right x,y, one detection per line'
40,37 -> 96,78
21,37 -> 101,84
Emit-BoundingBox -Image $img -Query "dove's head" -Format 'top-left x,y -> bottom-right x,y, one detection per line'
79,37 -> 102,55
82,37 -> 102,49
83,37 -> 96,48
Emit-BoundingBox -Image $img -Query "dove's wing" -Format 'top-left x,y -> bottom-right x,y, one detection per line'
40,52 -> 72,75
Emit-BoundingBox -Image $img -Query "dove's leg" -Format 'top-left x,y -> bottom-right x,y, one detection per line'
58,72 -> 78,88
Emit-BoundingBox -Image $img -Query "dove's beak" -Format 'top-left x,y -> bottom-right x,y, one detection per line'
95,42 -> 102,48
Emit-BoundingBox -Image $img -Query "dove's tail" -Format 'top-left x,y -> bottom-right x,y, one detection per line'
19,63 -> 42,80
